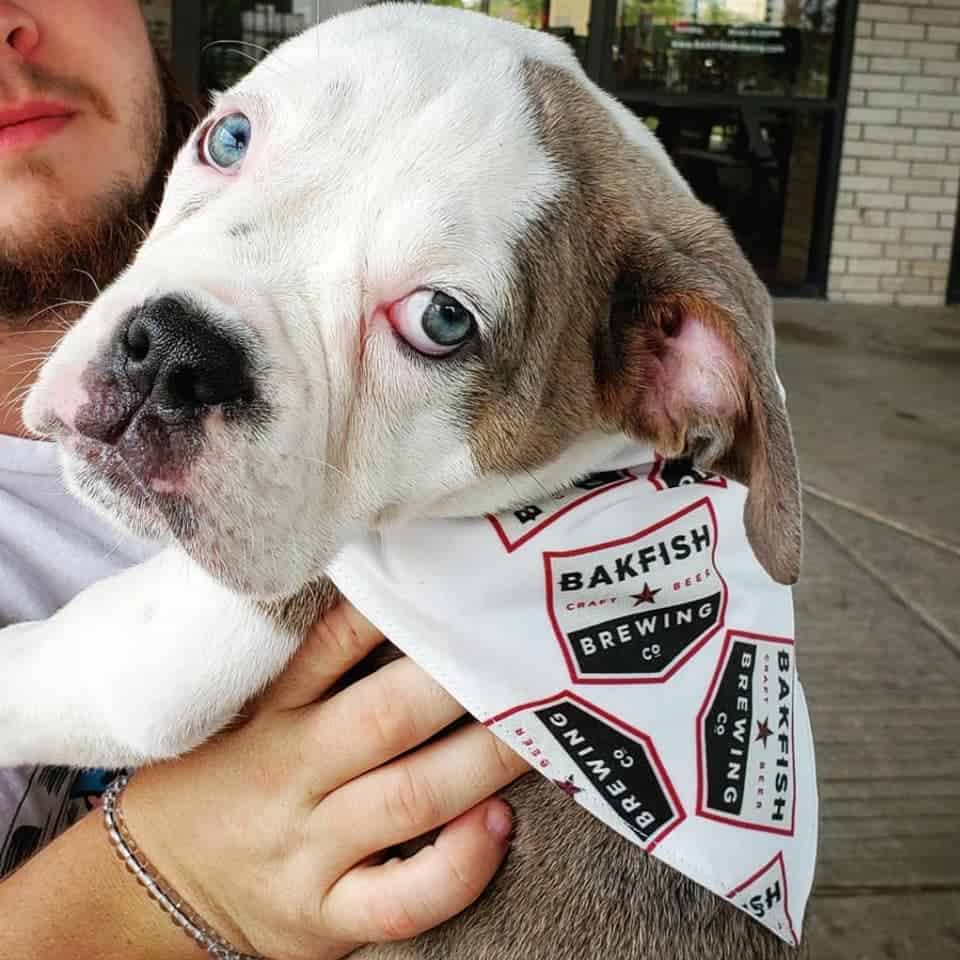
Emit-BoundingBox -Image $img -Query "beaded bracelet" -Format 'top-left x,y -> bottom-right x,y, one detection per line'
102,773 -> 264,960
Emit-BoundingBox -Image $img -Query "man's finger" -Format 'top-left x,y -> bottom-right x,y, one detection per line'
322,798 -> 514,944
296,655 -> 466,796
316,724 -> 529,873
259,602 -> 387,711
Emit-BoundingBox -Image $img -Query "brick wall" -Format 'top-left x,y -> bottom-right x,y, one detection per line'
829,0 -> 960,306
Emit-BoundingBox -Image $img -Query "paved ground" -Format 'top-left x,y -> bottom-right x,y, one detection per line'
772,300 -> 960,959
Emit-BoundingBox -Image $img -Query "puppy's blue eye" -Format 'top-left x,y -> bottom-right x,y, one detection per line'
202,113 -> 251,170
389,290 -> 477,358
422,292 -> 474,347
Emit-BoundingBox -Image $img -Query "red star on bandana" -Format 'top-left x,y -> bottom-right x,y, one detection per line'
755,718 -> 772,747
631,583 -> 661,605
553,776 -> 582,797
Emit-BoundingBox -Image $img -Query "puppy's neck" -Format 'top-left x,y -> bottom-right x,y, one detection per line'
383,430 -> 645,527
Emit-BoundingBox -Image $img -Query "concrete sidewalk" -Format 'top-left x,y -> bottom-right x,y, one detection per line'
772,300 -> 960,959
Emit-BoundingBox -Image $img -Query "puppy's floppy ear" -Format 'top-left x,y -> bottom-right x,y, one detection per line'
595,204 -> 802,585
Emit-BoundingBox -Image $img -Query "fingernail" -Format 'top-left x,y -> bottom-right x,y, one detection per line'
485,800 -> 513,840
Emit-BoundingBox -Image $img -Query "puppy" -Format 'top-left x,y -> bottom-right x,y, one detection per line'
10,5 -> 805,957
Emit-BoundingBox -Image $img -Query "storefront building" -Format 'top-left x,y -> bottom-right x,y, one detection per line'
142,1 -> 960,306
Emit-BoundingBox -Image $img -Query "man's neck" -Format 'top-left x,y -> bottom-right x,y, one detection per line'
0,319 -> 69,439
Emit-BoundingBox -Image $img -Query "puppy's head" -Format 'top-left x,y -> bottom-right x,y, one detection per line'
23,5 -> 800,598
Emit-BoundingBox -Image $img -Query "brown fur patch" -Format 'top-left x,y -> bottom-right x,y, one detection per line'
257,576 -> 342,636
356,772 -> 805,960
260,59 -> 803,960
346,62 -> 804,960
464,61 -> 801,585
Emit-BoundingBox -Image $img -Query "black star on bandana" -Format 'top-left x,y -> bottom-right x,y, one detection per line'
631,582 -> 661,605
553,775 -> 582,797
755,718 -> 772,747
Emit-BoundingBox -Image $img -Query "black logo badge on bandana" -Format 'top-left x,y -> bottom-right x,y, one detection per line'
489,692 -> 684,850
647,455 -> 728,492
544,499 -> 727,683
726,852 -> 798,946
487,470 -> 637,552
696,631 -> 797,835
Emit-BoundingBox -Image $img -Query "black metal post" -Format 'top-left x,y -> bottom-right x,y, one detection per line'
586,0 -> 616,87
948,189 -> 960,305
170,0 -> 206,103
807,0 -> 860,297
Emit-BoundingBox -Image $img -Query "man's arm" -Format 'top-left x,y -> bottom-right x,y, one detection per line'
0,809 -> 205,960
0,601 -> 523,960
0,548 -> 298,768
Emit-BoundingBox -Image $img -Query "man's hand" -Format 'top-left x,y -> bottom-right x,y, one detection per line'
123,601 -> 528,960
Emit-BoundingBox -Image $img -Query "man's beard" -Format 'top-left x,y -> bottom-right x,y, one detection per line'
0,55 -> 197,325
0,181 -> 157,320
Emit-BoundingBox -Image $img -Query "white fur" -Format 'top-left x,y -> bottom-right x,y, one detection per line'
7,5 -> 688,767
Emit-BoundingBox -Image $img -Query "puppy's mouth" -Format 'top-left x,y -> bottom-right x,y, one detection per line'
48,404 -> 202,543
69,378 -> 206,496
34,293 -> 270,541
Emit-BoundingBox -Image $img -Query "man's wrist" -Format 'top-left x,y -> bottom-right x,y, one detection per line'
0,808 -> 204,960
121,764 -> 263,957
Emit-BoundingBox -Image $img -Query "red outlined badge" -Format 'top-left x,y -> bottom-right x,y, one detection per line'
696,630 -> 798,835
543,498 -> 727,684
487,691 -> 685,851
647,454 -> 728,492
486,470 -> 637,553
726,852 -> 798,946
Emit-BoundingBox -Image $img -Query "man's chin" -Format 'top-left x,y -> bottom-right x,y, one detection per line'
0,178 -> 151,323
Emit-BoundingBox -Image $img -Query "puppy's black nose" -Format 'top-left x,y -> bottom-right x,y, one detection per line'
117,295 -> 251,419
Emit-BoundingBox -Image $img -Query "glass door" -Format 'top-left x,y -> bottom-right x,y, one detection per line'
166,0 -> 856,296
588,0 -> 854,295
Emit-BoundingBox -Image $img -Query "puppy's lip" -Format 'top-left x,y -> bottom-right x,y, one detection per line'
68,433 -> 109,463
25,412 -> 70,442
61,431 -> 124,472
66,432 -> 188,502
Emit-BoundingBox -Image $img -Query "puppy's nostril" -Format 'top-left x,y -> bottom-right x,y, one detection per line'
166,366 -> 199,407
125,320 -> 151,364
113,296 -> 253,423
165,362 -> 247,409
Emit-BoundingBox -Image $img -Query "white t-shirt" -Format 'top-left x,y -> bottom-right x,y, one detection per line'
0,435 -> 155,877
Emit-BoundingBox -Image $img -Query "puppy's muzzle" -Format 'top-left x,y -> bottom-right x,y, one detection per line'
75,294 -> 253,443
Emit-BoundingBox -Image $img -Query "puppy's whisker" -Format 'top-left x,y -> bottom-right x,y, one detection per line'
0,328 -> 72,338
1,381 -> 40,416
48,309 -> 72,331
20,300 -> 91,328
523,467 -> 553,500
97,529 -> 135,566
3,384 -> 41,413
49,299 -> 93,309
501,472 -> 523,504
2,350 -> 48,370
284,453 -> 350,484
222,48 -> 262,69
203,38 -> 274,59
73,269 -> 102,296
3,360 -> 50,399
1,355 -> 53,375
202,39 -> 293,76
127,216 -> 150,243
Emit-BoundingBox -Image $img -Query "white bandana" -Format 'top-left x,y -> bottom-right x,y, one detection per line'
329,444 -> 818,947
